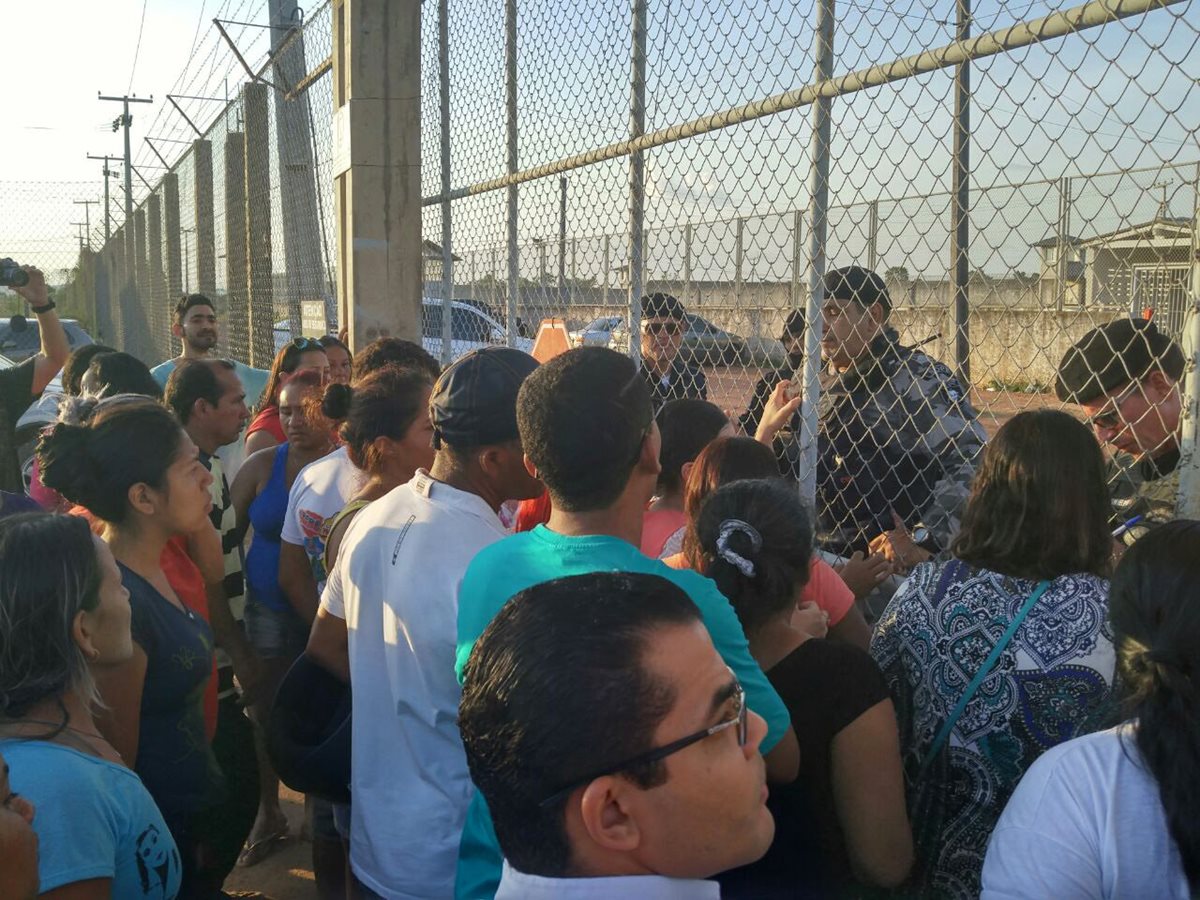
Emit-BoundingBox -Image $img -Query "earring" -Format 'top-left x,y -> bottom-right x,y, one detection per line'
87,648 -> 101,661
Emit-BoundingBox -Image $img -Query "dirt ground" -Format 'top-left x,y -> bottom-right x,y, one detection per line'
222,369 -> 1069,899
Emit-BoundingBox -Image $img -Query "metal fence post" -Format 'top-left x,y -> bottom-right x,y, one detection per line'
505,0 -> 520,346
1175,165 -> 1200,519
950,0 -> 972,384
683,222 -> 693,304
603,234 -> 611,309
1056,176 -> 1072,312
133,207 -> 149,358
735,215 -> 745,310
628,0 -> 647,367
798,0 -> 835,507
868,199 -> 879,270
439,0 -> 454,364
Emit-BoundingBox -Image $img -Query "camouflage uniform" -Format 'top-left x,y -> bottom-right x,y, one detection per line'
813,329 -> 986,556
1107,448 -> 1179,544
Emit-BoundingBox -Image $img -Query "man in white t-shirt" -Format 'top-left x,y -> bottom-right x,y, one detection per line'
307,347 -> 543,900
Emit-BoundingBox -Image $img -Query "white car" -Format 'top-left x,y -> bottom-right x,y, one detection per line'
422,298 -> 533,362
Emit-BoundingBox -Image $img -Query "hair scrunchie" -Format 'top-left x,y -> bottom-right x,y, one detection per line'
716,518 -> 762,578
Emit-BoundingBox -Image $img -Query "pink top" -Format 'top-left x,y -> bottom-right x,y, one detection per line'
641,507 -> 689,558
662,553 -> 856,626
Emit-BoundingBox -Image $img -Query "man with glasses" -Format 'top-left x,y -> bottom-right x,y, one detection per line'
453,346 -> 796,899
640,292 -> 707,412
460,572 -> 775,899
1055,317 -> 1185,543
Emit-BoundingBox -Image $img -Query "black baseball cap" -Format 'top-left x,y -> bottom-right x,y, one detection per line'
430,347 -> 539,449
1055,318 -> 1185,405
642,292 -> 686,321
824,266 -> 891,316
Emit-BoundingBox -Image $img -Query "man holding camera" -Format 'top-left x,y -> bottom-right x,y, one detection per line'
0,264 -> 68,492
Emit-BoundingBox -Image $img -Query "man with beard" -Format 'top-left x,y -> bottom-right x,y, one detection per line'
151,294 -> 270,410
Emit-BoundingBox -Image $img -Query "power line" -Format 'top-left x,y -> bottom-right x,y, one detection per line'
127,0 -> 151,93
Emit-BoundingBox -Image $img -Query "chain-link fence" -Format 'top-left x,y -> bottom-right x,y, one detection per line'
12,0 -> 1199,549
420,0 -> 1198,549
0,180 -> 107,350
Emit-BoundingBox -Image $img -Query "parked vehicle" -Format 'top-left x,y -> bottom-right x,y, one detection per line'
0,316 -> 93,364
457,298 -> 530,338
570,312 -> 748,365
421,298 -> 534,361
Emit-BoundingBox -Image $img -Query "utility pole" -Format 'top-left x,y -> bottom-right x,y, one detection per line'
97,93 -> 154,222
73,200 -> 98,249
87,154 -> 124,241
71,222 -> 87,250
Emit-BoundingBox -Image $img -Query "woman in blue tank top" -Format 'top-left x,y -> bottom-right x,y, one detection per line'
230,368 -> 335,864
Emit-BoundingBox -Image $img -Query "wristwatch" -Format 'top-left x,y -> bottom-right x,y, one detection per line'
29,299 -> 55,314
911,525 -> 938,552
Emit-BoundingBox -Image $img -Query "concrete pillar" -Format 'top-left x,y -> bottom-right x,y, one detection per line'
94,246 -> 112,343
270,0 -> 326,334
134,208 -> 150,359
332,0 -> 422,351
244,82 -> 276,369
193,139 -> 216,296
224,131 -> 249,363
112,228 -> 127,348
147,194 -> 166,358
163,173 -> 183,301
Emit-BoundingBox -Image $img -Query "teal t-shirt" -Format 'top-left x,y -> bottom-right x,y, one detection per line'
151,358 -> 270,410
2,740 -> 182,899
453,525 -> 791,900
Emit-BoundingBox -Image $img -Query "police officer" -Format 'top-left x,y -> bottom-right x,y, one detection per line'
640,292 -> 707,412
1055,317 -> 1184,541
815,265 -> 986,560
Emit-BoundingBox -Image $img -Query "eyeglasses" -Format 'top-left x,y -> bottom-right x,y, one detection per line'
643,320 -> 681,336
290,337 -> 324,352
537,674 -> 747,809
1086,380 -> 1142,431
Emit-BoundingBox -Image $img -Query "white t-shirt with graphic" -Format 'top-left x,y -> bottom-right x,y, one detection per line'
281,446 -> 364,591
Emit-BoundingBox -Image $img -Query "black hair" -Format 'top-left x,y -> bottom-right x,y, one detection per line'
164,358 -> 237,425
354,337 -> 440,382
0,513 -> 105,719
321,365 -> 433,471
38,398 -> 186,525
173,293 -> 215,324
693,479 -> 813,636
1109,520 -> 1200,889
257,340 -> 328,414
319,334 -> 352,360
61,344 -> 114,397
952,409 -> 1112,580
516,347 -> 654,512
459,572 -> 701,877
655,399 -> 730,495
85,352 -> 163,400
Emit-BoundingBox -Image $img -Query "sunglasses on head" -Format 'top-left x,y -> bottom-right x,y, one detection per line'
290,337 -> 324,352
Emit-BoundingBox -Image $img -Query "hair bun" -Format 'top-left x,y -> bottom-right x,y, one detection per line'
36,423 -> 97,505
321,382 -> 354,421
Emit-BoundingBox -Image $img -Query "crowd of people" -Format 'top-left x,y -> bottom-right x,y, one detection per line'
0,260 -> 1196,900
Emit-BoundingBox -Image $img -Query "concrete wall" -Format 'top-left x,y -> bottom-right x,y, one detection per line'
508,292 -> 1130,391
